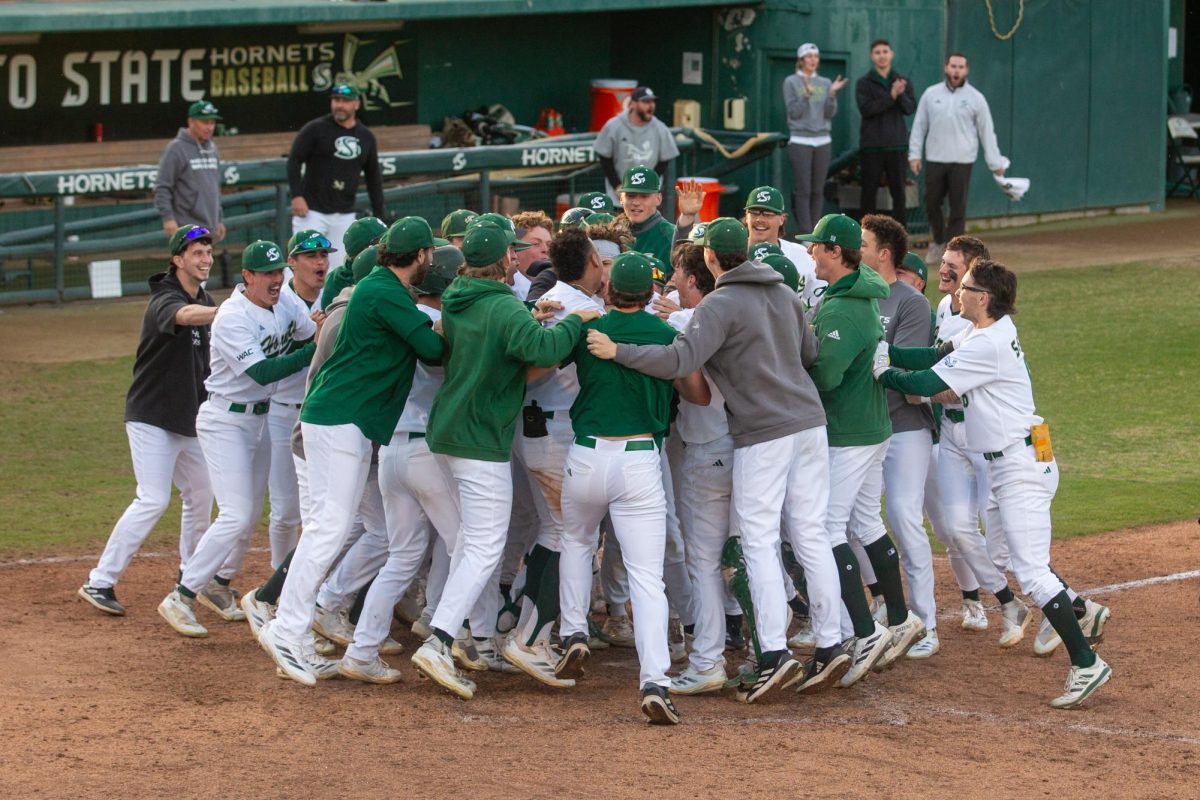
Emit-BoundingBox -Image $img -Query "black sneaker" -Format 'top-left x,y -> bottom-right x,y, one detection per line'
555,632 -> 591,679
78,583 -> 126,616
639,684 -> 680,725
790,641 -> 852,694
741,649 -> 801,703
724,614 -> 746,651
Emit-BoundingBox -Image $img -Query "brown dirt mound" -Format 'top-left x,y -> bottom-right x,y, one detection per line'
4,519 -> 1197,799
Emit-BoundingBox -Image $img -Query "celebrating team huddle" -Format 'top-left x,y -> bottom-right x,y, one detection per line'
77,164 -> 1113,725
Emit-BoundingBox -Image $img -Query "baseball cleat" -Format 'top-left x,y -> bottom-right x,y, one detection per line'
158,590 -> 208,638
640,684 -> 681,725
788,621 -> 816,651
312,633 -> 338,656
452,635 -> 488,672
339,654 -> 404,685
78,583 -> 126,616
1078,600 -> 1111,644
312,605 -> 355,647
475,636 -> 522,674
1032,615 -> 1061,656
555,633 -> 592,680
669,661 -> 727,695
906,630 -> 941,659
502,638 -> 576,688
876,611 -> 926,670
740,650 -> 802,703
791,641 -> 852,694
668,617 -> 688,664
724,614 -> 747,651
393,582 -> 424,625
869,597 -> 888,626
259,620 -> 316,687
587,618 -> 611,650
1050,655 -> 1112,709
411,637 -> 476,700
411,611 -> 433,641
239,589 -> 275,637
379,635 -> 404,656
600,616 -> 636,647
961,599 -> 988,631
196,580 -> 245,621
839,622 -> 891,688
1000,598 -> 1033,648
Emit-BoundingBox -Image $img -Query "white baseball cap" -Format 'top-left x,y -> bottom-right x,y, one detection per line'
797,43 -> 819,59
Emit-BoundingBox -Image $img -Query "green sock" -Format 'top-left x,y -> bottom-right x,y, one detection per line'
862,536 -> 909,626
1041,591 -> 1096,668
348,576 -> 373,625
256,550 -> 294,604
962,588 -> 981,601
832,544 -> 875,638
522,545 -> 551,605
994,586 -> 1015,605
213,575 -> 231,587
526,550 -> 561,646
176,584 -> 196,599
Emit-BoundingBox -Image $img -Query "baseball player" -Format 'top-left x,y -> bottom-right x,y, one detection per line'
554,252 -> 709,725
798,213 -> 925,685
742,186 -> 824,314
588,217 -> 848,702
619,166 -> 676,265
440,209 -> 478,248
259,217 -> 445,686
320,216 -> 387,308
158,240 -> 318,638
410,224 -> 599,700
577,191 -> 614,215
877,259 -> 1114,708
79,225 -> 217,616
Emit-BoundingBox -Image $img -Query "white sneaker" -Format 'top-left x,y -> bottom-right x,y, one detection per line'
925,242 -> 945,267
876,610 -> 926,670
502,638 -> 576,688
1000,599 -> 1033,648
668,617 -> 688,664
1033,615 -> 1061,656
300,646 -> 342,681
452,635 -> 488,672
312,633 -> 337,656
196,580 -> 245,621
961,599 -> 988,631
393,582 -> 424,625
1078,599 -> 1112,643
476,636 -> 522,674
339,654 -> 403,685
788,623 -> 816,651
239,589 -> 275,637
158,590 -> 208,638
669,662 -> 727,695
411,611 -> 433,641
600,616 -> 635,647
869,597 -> 888,626
259,620 -> 316,687
1050,655 -> 1112,709
411,637 -> 476,700
312,606 -> 355,646
379,635 -> 404,656
840,622 -> 891,688
906,630 -> 940,659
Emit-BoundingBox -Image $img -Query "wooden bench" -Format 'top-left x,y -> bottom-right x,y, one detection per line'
0,124 -> 431,173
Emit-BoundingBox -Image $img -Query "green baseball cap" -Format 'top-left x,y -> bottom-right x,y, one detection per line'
620,165 -> 661,194
578,191 -> 614,213
697,217 -> 749,255
342,217 -> 388,261
288,228 -> 338,258
382,216 -> 437,253
796,213 -> 861,249
169,224 -> 212,256
417,245 -> 463,295
461,225 -> 511,267
583,212 -> 615,228
187,100 -> 221,120
900,251 -> 927,282
241,240 -> 287,273
643,252 -> 668,285
745,186 -> 786,214
559,207 -> 592,229
469,213 -> 531,251
330,83 -> 360,100
748,241 -> 784,261
440,209 -> 478,239
351,244 -> 380,284
610,252 -> 654,293
762,253 -> 800,292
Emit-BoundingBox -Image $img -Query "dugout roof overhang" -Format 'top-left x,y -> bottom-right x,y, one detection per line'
0,0 -> 736,34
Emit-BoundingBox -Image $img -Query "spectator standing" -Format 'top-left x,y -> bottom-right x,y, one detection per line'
594,86 -> 680,199
784,43 -> 848,234
155,101 -> 226,243
856,40 -> 916,225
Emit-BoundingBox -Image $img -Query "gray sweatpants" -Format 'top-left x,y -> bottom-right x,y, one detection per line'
787,142 -> 832,235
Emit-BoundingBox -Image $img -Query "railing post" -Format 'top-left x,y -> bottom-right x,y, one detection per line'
275,184 -> 290,247
663,157 -> 677,219
480,170 -> 491,212
53,195 -> 65,305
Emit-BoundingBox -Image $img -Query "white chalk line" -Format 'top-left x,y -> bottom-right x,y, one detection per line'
0,546 -> 270,570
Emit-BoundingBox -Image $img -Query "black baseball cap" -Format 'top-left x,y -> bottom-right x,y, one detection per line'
631,86 -> 657,102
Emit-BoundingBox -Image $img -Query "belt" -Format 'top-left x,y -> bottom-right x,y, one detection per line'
983,435 -> 1033,462
272,400 -> 303,410
408,432 -> 425,441
574,435 -> 655,452
208,394 -> 269,415
944,408 -> 965,424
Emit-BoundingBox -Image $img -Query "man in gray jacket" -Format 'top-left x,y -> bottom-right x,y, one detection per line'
783,43 -> 847,234
155,100 -> 226,243
908,54 -> 1008,264
585,216 -> 849,702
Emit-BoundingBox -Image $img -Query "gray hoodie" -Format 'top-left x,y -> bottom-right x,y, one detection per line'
154,129 -> 223,229
613,260 -> 826,448
783,72 -> 838,138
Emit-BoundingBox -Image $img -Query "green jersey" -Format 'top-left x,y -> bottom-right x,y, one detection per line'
570,310 -> 677,442
320,264 -> 354,308
301,266 -> 444,445
631,213 -> 676,266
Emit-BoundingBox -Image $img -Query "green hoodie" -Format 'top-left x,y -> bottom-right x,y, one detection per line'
808,265 -> 892,446
427,276 -> 583,462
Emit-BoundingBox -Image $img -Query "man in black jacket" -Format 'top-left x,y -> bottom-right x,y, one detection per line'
287,84 -> 386,271
856,40 -> 916,225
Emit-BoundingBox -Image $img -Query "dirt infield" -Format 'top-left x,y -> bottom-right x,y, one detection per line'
4,520 -> 1197,799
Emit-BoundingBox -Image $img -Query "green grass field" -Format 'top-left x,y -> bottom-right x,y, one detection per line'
0,260 -> 1196,558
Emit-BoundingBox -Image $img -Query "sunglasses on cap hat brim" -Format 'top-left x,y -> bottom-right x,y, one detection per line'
174,226 -> 211,253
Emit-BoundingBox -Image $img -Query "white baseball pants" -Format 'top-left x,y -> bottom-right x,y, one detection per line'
516,414 -> 574,552
559,440 -> 670,688
89,422 -> 213,589
734,427 -> 841,651
292,210 -> 355,270
882,429 -> 938,631
936,423 -> 1010,593
925,442 -> 980,593
266,402 -> 303,568
500,459 -> 540,589
314,464 -> 387,611
181,402 -> 271,593
423,534 -> 451,617
273,422 -> 373,646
